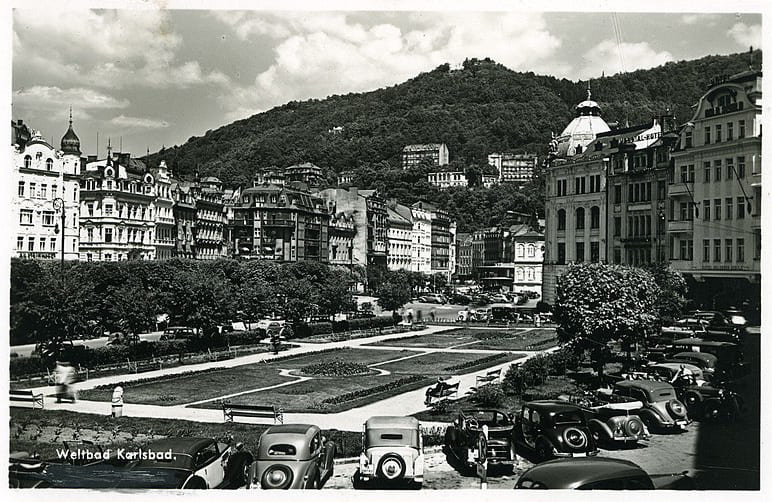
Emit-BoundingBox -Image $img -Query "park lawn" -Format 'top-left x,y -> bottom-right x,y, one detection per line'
467,331 -> 558,351
376,351 -> 502,375
365,332 -> 478,349
78,347 -> 412,406
204,373 -> 415,413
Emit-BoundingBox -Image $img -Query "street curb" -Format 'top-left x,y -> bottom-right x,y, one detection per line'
334,445 -> 446,465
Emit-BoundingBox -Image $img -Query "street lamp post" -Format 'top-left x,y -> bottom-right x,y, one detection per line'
52,197 -> 66,275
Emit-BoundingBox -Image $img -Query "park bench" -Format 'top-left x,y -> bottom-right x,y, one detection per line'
425,380 -> 460,408
127,358 -> 163,374
10,389 -> 44,409
475,368 -> 502,387
222,401 -> 284,424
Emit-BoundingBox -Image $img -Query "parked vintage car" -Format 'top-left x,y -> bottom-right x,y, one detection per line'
557,393 -> 649,446
353,416 -> 423,489
669,351 -> 719,377
159,326 -> 196,341
667,373 -> 744,422
444,409 -> 517,470
9,438 -> 253,489
513,401 -> 599,462
646,362 -> 707,384
514,457 -> 695,489
247,424 -> 335,489
612,380 -> 690,432
671,338 -> 747,379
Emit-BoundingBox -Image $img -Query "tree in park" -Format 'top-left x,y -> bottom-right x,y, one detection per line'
554,262 -> 661,385
643,262 -> 688,325
376,281 -> 413,313
106,276 -> 160,340
165,267 -> 235,336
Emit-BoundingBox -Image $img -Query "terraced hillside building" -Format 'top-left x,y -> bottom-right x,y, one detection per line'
669,69 -> 762,310
11,118 -> 81,260
402,143 -> 449,169
487,153 -> 538,184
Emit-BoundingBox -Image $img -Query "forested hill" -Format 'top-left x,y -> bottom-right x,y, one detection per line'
146,50 -> 760,187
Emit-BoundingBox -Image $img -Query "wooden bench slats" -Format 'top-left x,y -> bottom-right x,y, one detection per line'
222,402 -> 283,424
10,390 -> 44,409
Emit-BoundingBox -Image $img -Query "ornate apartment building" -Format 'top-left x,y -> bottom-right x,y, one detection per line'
669,70 -> 762,309
11,118 -> 81,261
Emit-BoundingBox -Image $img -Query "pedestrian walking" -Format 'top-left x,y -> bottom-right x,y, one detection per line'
55,360 -> 77,403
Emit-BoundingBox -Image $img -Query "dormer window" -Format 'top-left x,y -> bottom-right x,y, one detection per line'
46,158 -> 53,171
24,155 -> 31,169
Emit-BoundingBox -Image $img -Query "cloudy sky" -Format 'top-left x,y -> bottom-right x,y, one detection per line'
11,5 -> 762,158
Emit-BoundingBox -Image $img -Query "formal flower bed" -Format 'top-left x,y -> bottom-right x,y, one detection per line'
300,359 -> 371,376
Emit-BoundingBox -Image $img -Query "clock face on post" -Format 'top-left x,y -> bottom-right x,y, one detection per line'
53,198 -> 63,211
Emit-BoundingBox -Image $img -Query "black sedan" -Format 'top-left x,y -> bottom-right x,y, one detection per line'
9,437 -> 253,489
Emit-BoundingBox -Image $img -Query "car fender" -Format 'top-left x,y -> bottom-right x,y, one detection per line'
587,418 -> 613,440
636,407 -> 663,426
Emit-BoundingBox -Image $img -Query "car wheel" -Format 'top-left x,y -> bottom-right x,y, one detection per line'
682,392 -> 703,416
377,453 -> 406,481
183,476 -> 206,489
625,417 -> 645,438
226,451 -> 253,488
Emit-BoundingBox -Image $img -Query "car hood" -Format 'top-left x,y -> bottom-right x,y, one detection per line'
16,463 -> 190,489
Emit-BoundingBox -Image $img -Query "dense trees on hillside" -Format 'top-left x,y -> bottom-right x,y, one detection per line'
143,51 -> 760,232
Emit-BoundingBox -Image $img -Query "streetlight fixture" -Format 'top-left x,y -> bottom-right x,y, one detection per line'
52,197 -> 66,273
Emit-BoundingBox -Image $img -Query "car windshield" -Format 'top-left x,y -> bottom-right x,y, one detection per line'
365,429 -> 419,449
552,411 -> 583,424
464,410 -> 510,426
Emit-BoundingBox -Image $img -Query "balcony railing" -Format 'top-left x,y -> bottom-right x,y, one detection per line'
667,220 -> 694,233
668,182 -> 694,197
260,219 -> 295,227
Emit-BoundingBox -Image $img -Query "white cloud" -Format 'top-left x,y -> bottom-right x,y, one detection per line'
13,86 -> 130,111
13,9 -> 230,90
109,115 -> 170,130
216,11 -> 562,118
681,14 -> 721,26
727,22 -> 761,48
577,40 -> 673,80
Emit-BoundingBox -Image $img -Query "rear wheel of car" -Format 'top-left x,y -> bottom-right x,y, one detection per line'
226,451 -> 253,488
377,453 -> 406,481
562,427 -> 588,450
183,476 -> 206,489
625,417 -> 645,437
262,464 -> 294,489
667,399 -> 687,419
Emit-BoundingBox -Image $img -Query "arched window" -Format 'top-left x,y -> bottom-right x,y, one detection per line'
557,209 -> 566,231
590,206 -> 600,229
576,207 -> 585,230
517,244 -> 525,258
24,155 -> 31,169
527,244 -> 536,257
46,158 -> 53,171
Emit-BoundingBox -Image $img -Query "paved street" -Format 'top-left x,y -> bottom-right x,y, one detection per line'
11,331 -> 165,358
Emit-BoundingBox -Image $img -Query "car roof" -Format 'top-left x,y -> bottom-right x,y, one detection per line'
365,416 -> 419,429
519,457 -> 649,488
615,380 -> 674,392
264,424 -> 318,437
674,351 -> 717,361
524,400 -> 584,413
652,362 -> 701,371
673,337 -> 737,347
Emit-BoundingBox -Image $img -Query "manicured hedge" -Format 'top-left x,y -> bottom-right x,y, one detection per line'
320,375 -> 424,405
443,353 -> 510,372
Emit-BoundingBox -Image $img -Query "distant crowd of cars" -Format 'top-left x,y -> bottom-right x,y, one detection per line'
415,290 -> 540,307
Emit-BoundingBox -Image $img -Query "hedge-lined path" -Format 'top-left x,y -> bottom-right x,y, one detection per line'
19,326 -> 558,432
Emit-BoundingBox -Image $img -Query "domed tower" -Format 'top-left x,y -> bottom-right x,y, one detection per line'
60,107 -> 82,176
551,84 -> 610,158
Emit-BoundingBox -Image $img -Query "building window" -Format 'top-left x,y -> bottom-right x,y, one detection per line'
16,236 -> 23,250
46,158 -> 53,171
737,197 -> 745,219
612,184 -> 621,204
28,237 -> 35,252
739,120 -> 746,139
590,241 -> 600,262
87,203 -> 94,216
575,242 -> 585,262
737,156 -> 746,178
680,202 -> 689,221
703,162 -> 711,182
613,216 -> 621,237
714,239 -> 721,262
614,247 -> 621,263
727,122 -> 734,140
557,209 -> 566,231
726,197 -> 733,220
680,165 -> 688,182
657,180 -> 666,200
19,209 -> 33,225
726,158 -> 734,179
87,228 -> 93,242
575,208 -> 585,230
105,228 -> 113,243
680,240 -> 689,260
18,181 -> 25,197
105,253 -> 112,262
685,130 -> 693,148
52,184 -> 57,197
557,243 -> 566,265
714,160 -> 722,180
725,239 -> 733,262
704,126 -> 711,144
104,204 -> 113,216
703,200 -> 710,221
714,199 -> 721,221
42,211 -> 55,226
590,206 -> 600,229
50,238 -> 56,251
29,182 -> 36,197
754,229 -> 761,259
39,237 -> 46,251
703,239 -> 710,262
527,244 -> 535,257
737,238 -> 745,262
715,124 -> 722,142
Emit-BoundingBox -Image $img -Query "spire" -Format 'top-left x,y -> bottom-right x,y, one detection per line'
587,80 -> 591,101
60,106 -> 81,155
68,106 -> 72,127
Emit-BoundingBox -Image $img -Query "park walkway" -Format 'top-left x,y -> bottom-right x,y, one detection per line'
19,326 -> 558,432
